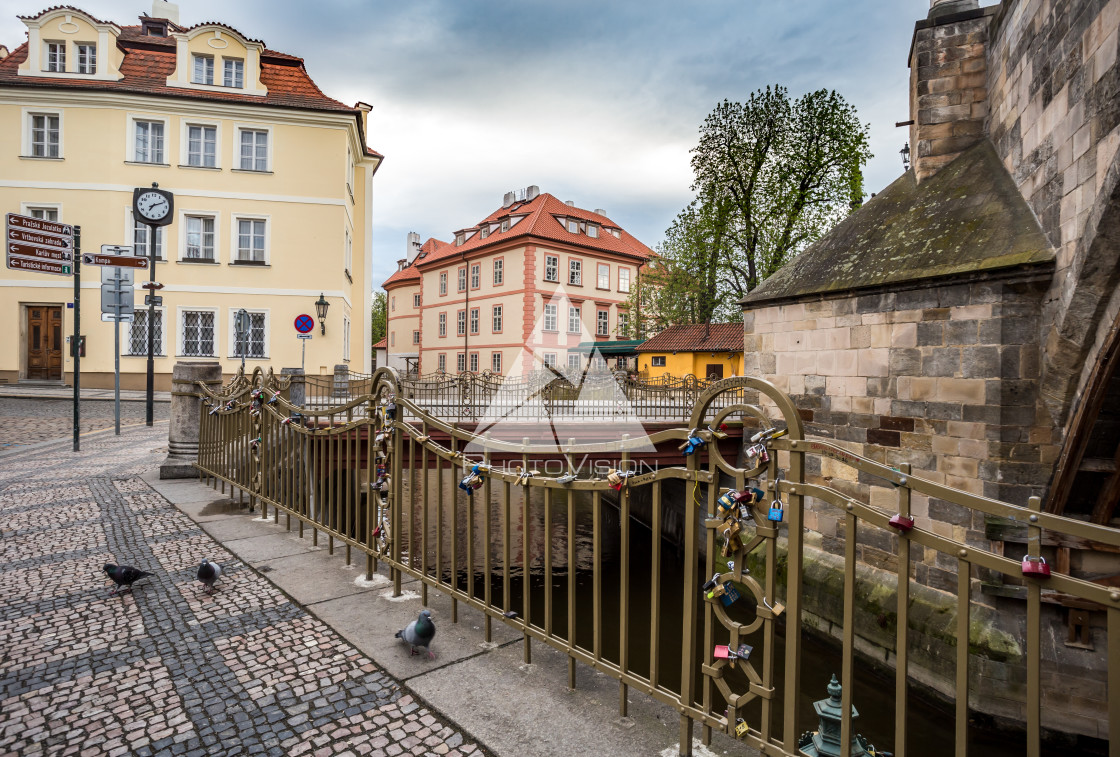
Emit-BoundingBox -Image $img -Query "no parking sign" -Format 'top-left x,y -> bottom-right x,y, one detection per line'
294,314 -> 314,334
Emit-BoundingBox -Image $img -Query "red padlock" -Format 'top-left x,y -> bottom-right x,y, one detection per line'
1022,555 -> 1051,577
889,514 -> 915,533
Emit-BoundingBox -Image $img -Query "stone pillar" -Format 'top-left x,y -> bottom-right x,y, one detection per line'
160,361 -> 223,479
281,367 -> 305,407
332,363 -> 349,398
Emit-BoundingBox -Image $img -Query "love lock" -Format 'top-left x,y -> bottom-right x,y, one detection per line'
735,719 -> 750,738
889,513 -> 915,532
768,498 -> 785,523
1022,555 -> 1051,577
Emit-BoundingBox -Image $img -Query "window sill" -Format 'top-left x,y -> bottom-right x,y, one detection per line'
176,354 -> 217,359
232,168 -> 273,175
227,356 -> 270,361
596,286 -> 611,292
124,161 -> 170,167
543,278 -> 559,284
230,260 -> 269,267
20,155 -> 64,161
568,282 -> 583,288
178,258 -> 219,264
178,163 -> 221,171
124,354 -> 167,358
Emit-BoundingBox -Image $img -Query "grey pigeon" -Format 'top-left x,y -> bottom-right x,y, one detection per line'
396,609 -> 436,659
197,558 -> 222,595
103,563 -> 152,595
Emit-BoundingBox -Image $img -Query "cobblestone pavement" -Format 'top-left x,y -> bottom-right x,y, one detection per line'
0,398 -> 171,450
0,426 -> 488,756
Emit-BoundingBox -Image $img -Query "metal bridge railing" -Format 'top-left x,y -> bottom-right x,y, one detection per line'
192,366 -> 1120,757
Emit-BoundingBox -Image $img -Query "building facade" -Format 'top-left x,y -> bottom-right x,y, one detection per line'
634,323 -> 744,380
0,3 -> 382,389
383,188 -> 653,376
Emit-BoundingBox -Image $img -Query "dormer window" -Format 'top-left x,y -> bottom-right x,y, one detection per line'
455,233 -> 465,246
479,226 -> 489,239
223,58 -> 244,88
76,44 -> 96,74
45,42 -> 65,72
192,54 -> 214,85
611,229 -> 621,239
588,224 -> 599,239
567,219 -> 579,234
501,219 -> 510,232
142,19 -> 168,37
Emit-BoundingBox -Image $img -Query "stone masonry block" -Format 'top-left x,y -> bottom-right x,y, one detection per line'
937,378 -> 986,404
917,321 -> 944,346
962,346 -> 1001,378
923,347 -> 962,377
889,349 -> 922,376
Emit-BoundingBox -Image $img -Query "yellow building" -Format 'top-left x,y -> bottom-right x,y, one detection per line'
384,187 -> 654,375
635,323 -> 744,380
0,3 -> 382,389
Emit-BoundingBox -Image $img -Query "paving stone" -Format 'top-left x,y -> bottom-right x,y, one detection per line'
0,420 -> 487,756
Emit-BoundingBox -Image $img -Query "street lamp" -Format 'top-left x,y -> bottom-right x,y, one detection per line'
900,141 -> 911,171
315,293 -> 329,335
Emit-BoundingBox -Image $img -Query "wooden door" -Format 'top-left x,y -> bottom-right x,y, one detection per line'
27,306 -> 63,380
705,363 -> 724,380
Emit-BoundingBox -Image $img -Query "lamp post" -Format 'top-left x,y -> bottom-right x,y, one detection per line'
900,142 -> 911,171
315,293 -> 329,335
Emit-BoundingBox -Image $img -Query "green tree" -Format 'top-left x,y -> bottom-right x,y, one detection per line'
371,291 -> 387,346
638,85 -> 871,325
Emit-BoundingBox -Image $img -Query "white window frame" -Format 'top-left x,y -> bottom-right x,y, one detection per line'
543,353 -> 557,368
439,272 -> 448,296
597,309 -> 609,336
178,306 -> 218,357
619,268 -> 631,293
617,312 -> 630,335
181,121 -> 219,169
588,224 -> 599,239
45,41 -> 66,72
470,264 -> 480,289
543,304 -> 558,332
76,43 -> 96,75
651,356 -> 667,368
457,311 -> 466,336
226,308 -> 269,360
234,124 -> 272,172
567,218 -> 580,234
343,316 -> 352,362
129,115 -> 168,164
457,353 -> 466,372
412,330 -> 420,345
597,263 -> 610,289
180,212 -> 219,262
129,211 -> 166,261
493,259 -> 504,285
492,305 -> 502,332
568,353 -> 582,371
21,203 -> 61,221
223,57 -> 244,88
413,293 -> 421,308
457,267 -> 467,292
438,354 -> 447,372
469,353 -> 479,373
569,259 -> 582,286
438,312 -> 447,337
192,54 -> 214,85
491,352 -> 502,373
544,255 -> 558,282
231,215 -> 270,265
23,109 -> 63,159
469,308 -> 479,334
568,306 -> 580,334
125,307 -> 167,357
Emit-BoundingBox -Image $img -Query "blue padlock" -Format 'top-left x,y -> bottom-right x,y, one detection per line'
720,582 -> 741,607
768,498 -> 785,523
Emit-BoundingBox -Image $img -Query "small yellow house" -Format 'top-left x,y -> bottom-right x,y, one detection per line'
635,323 -> 744,380
0,3 -> 382,389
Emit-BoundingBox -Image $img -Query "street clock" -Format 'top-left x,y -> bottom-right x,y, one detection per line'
132,184 -> 174,226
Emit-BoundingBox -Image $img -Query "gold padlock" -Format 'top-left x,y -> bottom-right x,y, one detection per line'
735,719 -> 749,738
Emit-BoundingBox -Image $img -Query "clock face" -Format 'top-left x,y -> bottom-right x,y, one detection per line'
136,191 -> 170,221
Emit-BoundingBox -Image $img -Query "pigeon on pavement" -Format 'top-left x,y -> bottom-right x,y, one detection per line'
396,609 -> 436,659
197,558 -> 223,595
103,564 -> 153,595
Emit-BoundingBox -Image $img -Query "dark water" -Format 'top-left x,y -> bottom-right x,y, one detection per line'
397,473 -> 1040,757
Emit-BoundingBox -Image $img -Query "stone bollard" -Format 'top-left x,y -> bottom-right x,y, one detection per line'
160,361 -> 223,479
281,367 -> 305,408
332,363 -> 349,399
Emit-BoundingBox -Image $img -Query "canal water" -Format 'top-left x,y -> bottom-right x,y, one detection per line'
399,472 -> 1034,756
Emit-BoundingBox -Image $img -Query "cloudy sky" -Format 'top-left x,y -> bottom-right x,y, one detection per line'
2,1 -> 934,287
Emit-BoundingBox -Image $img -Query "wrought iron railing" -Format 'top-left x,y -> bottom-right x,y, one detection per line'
193,366 -> 1120,757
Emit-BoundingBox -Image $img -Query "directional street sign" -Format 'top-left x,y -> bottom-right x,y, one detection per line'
7,241 -> 73,263
7,256 -> 72,276
144,295 -> 163,306
102,313 -> 135,322
297,334 -> 313,340
6,212 -> 73,238
7,228 -> 73,250
81,252 -> 149,269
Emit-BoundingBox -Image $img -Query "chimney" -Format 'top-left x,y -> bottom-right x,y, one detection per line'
565,200 -> 575,207
405,232 -> 421,264
525,185 -> 540,201
594,208 -> 607,217
152,0 -> 179,24
908,0 -> 990,183
502,192 -> 515,208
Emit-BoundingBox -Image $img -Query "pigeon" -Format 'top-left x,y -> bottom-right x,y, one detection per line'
197,558 -> 222,595
103,564 -> 153,595
396,609 -> 436,659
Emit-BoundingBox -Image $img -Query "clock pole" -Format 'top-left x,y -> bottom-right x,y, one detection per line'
146,219 -> 156,426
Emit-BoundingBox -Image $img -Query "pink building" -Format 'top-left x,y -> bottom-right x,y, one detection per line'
382,188 -> 654,375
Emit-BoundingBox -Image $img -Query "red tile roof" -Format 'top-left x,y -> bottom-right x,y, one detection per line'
415,193 -> 654,269
635,324 -> 744,353
373,337 -> 387,349
381,238 -> 447,287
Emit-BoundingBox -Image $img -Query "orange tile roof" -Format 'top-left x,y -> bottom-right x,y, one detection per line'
373,337 -> 387,349
635,324 -> 744,353
415,193 -> 654,269
381,238 -> 447,287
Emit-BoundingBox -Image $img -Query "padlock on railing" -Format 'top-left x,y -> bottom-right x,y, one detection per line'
735,719 -> 750,738
680,433 -> 706,456
889,513 -> 915,532
747,443 -> 770,464
768,498 -> 785,523
1022,555 -> 1051,577
556,473 -> 577,485
606,468 -> 634,491
384,401 -> 397,421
